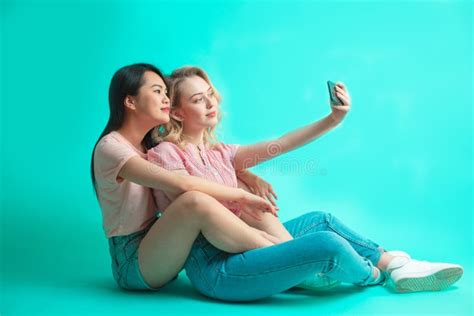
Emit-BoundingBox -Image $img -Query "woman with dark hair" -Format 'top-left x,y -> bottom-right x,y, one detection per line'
91,63 -> 279,291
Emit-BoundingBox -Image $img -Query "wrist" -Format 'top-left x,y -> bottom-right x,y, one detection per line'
236,170 -> 256,187
236,188 -> 248,202
236,169 -> 249,179
328,113 -> 341,126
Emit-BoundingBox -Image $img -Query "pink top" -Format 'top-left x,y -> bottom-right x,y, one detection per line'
94,131 -> 157,238
148,141 -> 242,217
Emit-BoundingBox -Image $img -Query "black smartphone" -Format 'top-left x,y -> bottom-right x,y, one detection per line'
327,80 -> 343,106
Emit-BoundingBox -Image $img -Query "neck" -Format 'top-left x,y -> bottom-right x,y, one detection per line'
182,126 -> 205,146
117,118 -> 154,152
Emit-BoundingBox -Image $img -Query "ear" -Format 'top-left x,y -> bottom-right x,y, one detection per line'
170,108 -> 184,122
124,95 -> 137,110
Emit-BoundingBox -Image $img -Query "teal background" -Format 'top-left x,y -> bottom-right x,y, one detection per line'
1,0 -> 472,315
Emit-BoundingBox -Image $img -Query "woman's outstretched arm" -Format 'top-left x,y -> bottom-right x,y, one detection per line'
233,82 -> 351,170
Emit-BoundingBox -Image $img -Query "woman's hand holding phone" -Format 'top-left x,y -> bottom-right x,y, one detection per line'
327,81 -> 351,124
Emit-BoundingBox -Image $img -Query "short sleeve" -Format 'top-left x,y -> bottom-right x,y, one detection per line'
147,142 -> 186,171
217,143 -> 241,166
94,135 -> 138,186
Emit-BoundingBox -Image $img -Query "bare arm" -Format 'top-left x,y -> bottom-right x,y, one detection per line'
234,115 -> 338,170
118,156 -> 276,215
233,82 -> 351,170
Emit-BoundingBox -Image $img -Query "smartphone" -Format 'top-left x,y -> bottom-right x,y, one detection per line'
327,80 -> 343,106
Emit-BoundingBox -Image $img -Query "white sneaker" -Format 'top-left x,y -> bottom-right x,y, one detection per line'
297,250 -> 411,290
367,250 -> 410,286
386,256 -> 464,293
386,250 -> 411,260
295,272 -> 341,291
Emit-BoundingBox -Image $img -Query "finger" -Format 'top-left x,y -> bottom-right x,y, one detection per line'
264,192 -> 276,205
259,202 -> 274,214
269,187 -> 278,200
332,104 -> 349,112
336,93 -> 347,105
335,85 -> 345,92
269,204 -> 278,217
262,203 -> 278,217
334,87 -> 345,97
336,88 -> 350,101
335,82 -> 346,89
336,93 -> 349,105
266,193 -> 278,208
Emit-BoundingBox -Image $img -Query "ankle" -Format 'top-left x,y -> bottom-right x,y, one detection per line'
377,253 -> 394,271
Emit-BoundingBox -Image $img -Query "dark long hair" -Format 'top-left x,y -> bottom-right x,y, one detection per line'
91,63 -> 166,197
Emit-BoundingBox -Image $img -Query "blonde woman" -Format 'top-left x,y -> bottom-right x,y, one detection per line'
146,66 -> 463,301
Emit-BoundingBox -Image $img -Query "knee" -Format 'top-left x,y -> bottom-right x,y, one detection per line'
311,231 -> 348,258
174,191 -> 216,218
306,210 -> 330,222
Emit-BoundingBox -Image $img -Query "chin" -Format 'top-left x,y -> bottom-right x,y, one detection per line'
153,115 -> 169,125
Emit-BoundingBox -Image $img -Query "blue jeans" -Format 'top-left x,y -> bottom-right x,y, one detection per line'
183,211 -> 385,301
108,213 -> 179,291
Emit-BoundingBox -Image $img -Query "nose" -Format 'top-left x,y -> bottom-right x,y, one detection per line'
163,94 -> 170,105
205,96 -> 214,109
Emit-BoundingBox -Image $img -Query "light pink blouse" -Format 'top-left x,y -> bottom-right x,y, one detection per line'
147,141 -> 242,217
94,131 -> 157,238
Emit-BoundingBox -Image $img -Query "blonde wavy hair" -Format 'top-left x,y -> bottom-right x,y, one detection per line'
152,66 -> 223,149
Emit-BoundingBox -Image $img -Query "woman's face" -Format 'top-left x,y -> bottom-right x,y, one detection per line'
130,71 -> 170,125
172,75 -> 219,131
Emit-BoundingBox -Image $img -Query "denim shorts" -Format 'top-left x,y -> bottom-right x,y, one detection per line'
108,213 -> 179,291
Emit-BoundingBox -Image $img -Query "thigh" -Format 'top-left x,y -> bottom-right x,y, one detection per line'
240,210 -> 292,242
137,191 -> 205,288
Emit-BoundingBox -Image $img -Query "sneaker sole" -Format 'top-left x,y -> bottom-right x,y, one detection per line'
394,267 -> 463,293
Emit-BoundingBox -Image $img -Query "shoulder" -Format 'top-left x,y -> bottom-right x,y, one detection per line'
147,141 -> 187,164
213,142 -> 240,152
97,131 -> 121,147
148,141 -> 183,155
211,142 -> 241,159
147,141 -> 188,170
94,132 -> 133,159
93,132 -> 140,182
